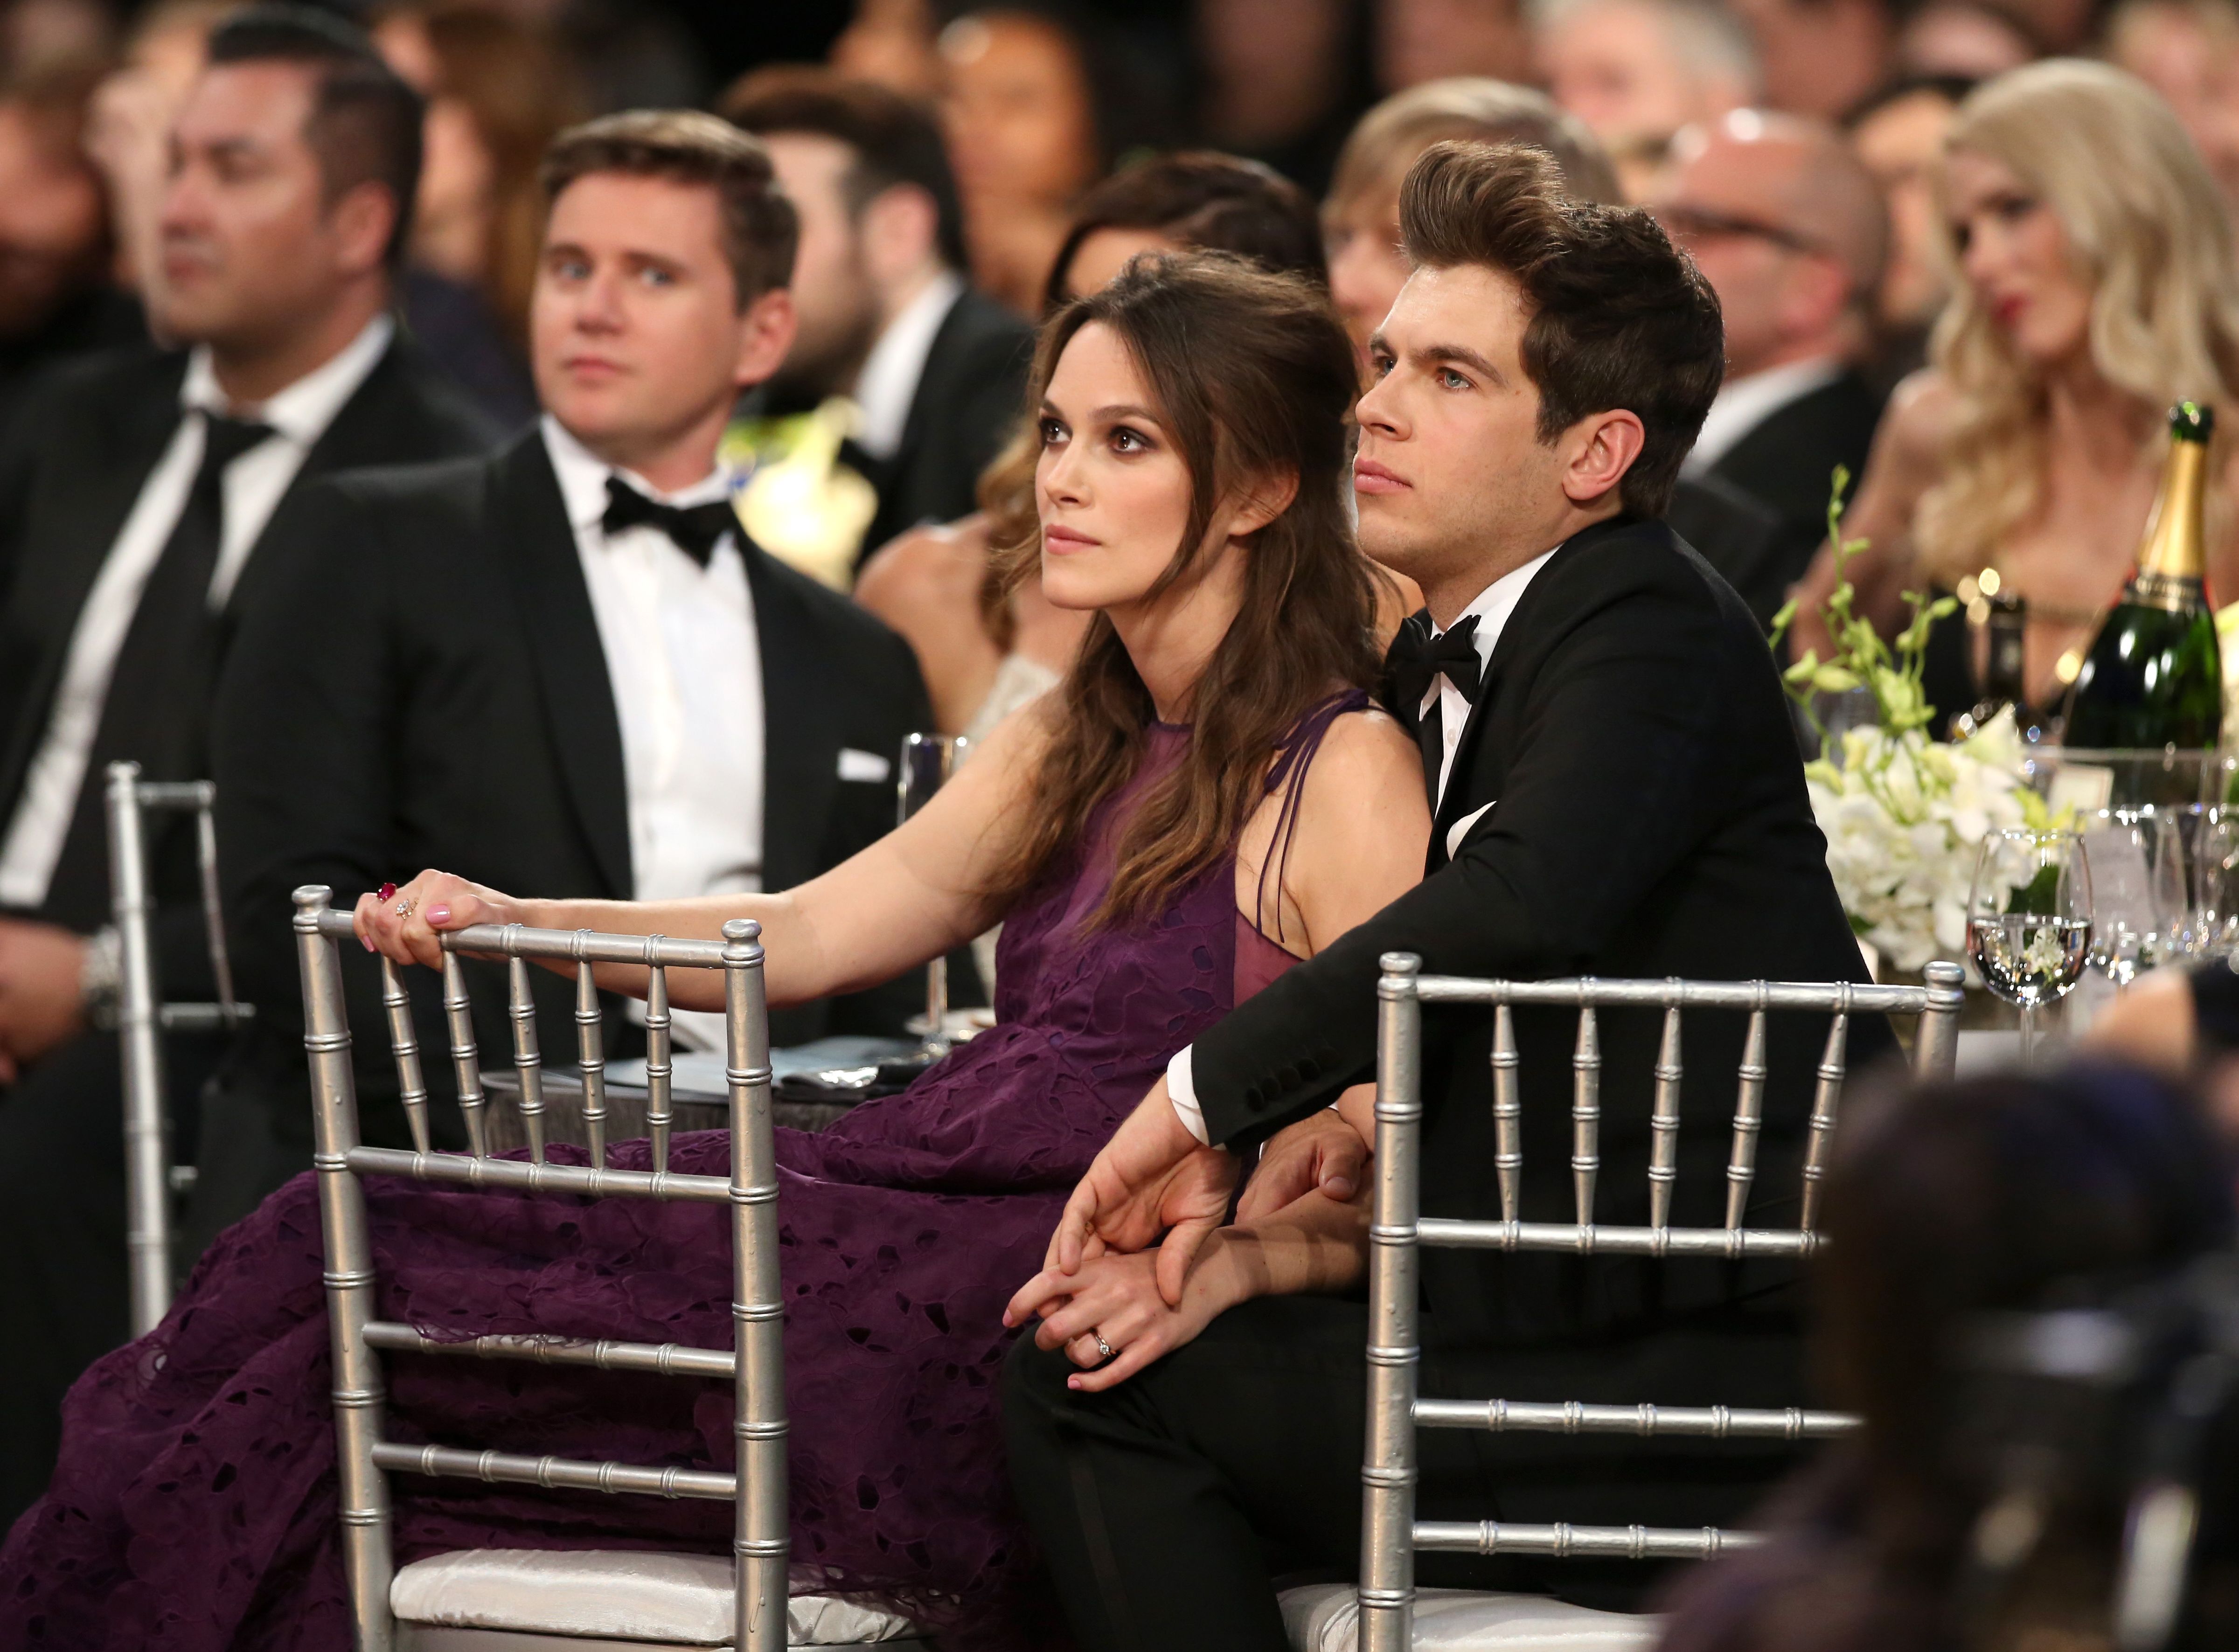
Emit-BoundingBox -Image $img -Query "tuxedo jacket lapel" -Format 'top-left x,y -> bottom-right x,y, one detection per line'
492,434 -> 633,900
1423,528 -> 1618,868
0,355 -> 188,813
746,537 -> 841,895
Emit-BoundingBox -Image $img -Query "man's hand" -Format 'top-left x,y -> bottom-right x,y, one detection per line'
0,917 -> 88,1081
1236,1107 -> 1368,1222
1029,1076 -> 1239,1309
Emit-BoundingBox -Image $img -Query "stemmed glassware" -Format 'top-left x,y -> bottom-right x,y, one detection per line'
898,732 -> 970,1055
2077,808 -> 2187,989
2185,807 -> 2239,959
1966,826 -> 2094,1069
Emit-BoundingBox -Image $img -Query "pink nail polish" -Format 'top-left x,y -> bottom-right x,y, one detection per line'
362,936 -> 375,953
428,903 -> 450,924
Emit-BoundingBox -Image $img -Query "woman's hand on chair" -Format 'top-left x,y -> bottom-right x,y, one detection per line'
354,870 -> 527,970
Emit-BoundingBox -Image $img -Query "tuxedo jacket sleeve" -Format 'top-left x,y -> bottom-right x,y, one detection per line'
1191,519 -> 1838,1149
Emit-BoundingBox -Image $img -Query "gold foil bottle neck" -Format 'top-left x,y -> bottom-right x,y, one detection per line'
2129,403 -> 2212,611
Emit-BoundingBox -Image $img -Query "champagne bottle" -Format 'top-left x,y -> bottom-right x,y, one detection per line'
1952,591 -> 2048,743
2064,401 -> 2223,750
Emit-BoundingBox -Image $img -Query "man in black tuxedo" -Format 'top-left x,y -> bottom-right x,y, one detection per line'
0,6 -> 493,1525
723,68 -> 1032,581
1655,111 -> 1889,625
1002,140 -> 1884,1650
200,110 -> 930,1251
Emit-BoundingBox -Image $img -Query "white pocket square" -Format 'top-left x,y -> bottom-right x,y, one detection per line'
1445,799 -> 1495,861
837,748 -> 891,784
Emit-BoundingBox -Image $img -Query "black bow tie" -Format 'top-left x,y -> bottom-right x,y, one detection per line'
1388,611 -> 1483,709
601,476 -> 737,568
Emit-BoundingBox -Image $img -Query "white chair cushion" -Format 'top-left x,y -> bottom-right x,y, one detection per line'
392,1549 -> 920,1646
1278,1583 -> 1660,1652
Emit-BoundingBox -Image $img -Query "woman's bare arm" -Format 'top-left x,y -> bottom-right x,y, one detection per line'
1268,707 -> 1434,953
1791,369 -> 1956,659
357,702 -> 1057,1011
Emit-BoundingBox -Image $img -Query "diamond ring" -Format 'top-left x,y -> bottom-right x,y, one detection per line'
394,899 -> 414,918
1092,1331 -> 1114,1362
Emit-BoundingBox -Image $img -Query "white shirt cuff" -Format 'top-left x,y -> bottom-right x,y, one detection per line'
1166,1045 -> 1209,1145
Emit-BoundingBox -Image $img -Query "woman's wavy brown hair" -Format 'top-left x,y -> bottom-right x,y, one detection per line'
983,251 -> 1382,927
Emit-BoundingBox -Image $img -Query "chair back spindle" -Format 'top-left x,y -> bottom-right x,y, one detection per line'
574,943 -> 607,1166
1569,994 -> 1600,1228
507,953 -> 546,1163
1647,1000 -> 1683,1231
1490,1003 -> 1521,1224
441,951 -> 488,1158
1722,996 -> 1769,1230
377,957 -> 432,1155
645,950 -> 674,1173
1800,988 -> 1852,1232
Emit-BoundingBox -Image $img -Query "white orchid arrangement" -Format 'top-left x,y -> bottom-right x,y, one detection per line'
1768,470 -> 2058,974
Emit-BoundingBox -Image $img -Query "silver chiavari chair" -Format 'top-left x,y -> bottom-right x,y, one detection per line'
293,886 -> 922,1652
105,759 -> 250,1336
1340,956 -> 1966,1652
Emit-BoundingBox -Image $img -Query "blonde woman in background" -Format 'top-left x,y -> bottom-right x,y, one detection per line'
1791,60 -> 2239,718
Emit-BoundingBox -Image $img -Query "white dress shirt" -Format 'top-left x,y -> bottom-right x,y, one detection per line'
543,417 -> 767,1054
848,271 -> 965,463
0,314 -> 394,909
542,416 -> 765,906
1416,548 -> 1559,811
1164,544 -> 1560,1145
1683,356 -> 1843,475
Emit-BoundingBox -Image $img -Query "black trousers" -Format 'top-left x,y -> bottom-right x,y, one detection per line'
0,1025 -> 220,1528
1001,1294 -> 1811,1652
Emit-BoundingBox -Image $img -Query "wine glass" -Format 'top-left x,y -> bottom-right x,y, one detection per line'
1966,827 -> 2094,1069
898,733 -> 970,1053
2189,808 -> 2239,959
2078,809 -> 2186,988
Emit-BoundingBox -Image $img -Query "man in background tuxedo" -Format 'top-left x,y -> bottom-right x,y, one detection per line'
0,5 -> 492,1526
1004,141 -> 1883,1650
722,68 -> 1032,583
201,111 -> 930,1255
1657,110 -> 1889,625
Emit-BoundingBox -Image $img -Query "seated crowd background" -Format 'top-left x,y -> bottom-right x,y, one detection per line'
0,0 -> 2238,1647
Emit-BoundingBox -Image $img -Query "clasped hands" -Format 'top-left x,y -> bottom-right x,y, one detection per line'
1002,1080 -> 1369,1392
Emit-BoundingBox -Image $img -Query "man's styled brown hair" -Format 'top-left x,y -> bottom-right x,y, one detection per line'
539,110 -> 798,309
1398,139 -> 1724,518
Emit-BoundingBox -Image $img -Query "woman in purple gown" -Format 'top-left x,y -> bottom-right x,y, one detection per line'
2,254 -> 1432,1650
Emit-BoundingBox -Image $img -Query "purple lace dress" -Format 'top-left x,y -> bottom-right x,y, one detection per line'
1,698 -> 1362,1652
